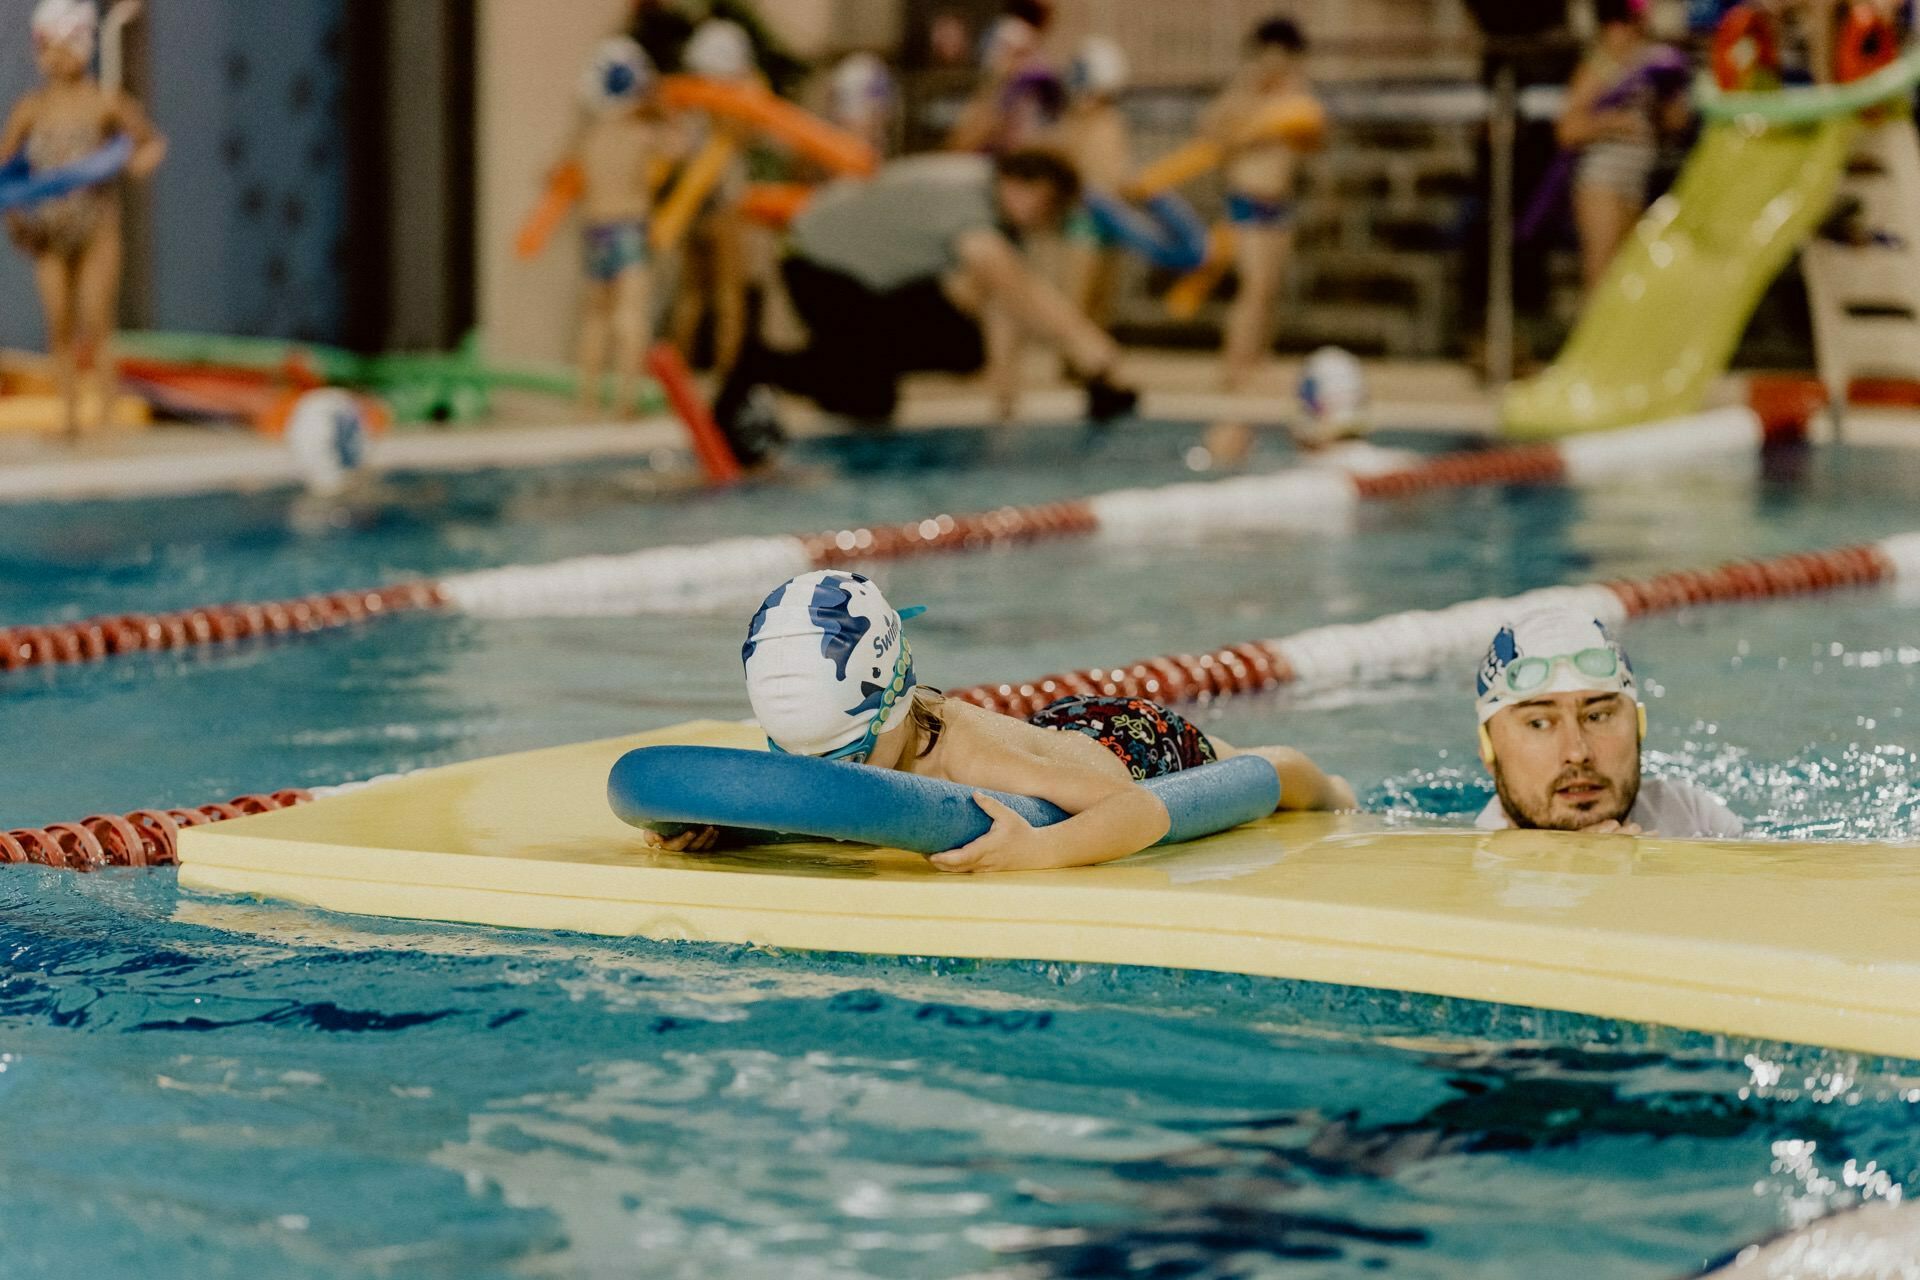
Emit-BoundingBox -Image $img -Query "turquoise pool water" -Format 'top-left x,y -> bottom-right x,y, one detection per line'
3,423 -> 1920,1277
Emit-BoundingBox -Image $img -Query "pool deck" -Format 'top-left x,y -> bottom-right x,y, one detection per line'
1,352 -> 1915,502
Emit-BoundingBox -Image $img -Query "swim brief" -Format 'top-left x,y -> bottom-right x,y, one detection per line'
583,219 -> 649,283
1225,191 -> 1296,228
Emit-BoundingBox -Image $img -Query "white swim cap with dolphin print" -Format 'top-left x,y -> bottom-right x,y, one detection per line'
743,571 -> 921,761
1475,607 -> 1637,725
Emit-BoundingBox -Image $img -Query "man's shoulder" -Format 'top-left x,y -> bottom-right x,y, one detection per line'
1634,777 -> 1746,838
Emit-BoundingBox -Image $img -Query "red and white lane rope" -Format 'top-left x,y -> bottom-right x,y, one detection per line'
10,524 -> 1911,873
946,531 -> 1920,717
0,407 -> 1788,660
439,406 -> 1781,618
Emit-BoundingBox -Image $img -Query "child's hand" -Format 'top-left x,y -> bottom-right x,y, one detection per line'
931,794 -> 1056,873
641,826 -> 720,853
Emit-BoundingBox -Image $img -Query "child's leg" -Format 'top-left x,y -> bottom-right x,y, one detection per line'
608,263 -> 654,415
72,220 -> 123,435
668,229 -> 710,362
31,253 -> 79,438
577,282 -> 614,410
704,207 -> 749,379
1222,223 -> 1292,393
1573,183 -> 1637,295
1209,737 -> 1355,811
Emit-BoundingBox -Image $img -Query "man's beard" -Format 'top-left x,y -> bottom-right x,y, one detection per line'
1494,760 -> 1640,831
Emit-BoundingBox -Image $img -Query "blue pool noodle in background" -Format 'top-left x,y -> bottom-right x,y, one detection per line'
607,746 -> 1281,854
0,134 -> 134,214
1081,189 -> 1209,272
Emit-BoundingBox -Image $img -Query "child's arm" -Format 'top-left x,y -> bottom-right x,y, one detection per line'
1,96 -> 38,159
929,748 -> 1171,874
108,91 -> 167,179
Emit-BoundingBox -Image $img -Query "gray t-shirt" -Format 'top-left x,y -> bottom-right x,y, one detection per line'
789,154 -> 1003,292
1475,777 -> 1746,837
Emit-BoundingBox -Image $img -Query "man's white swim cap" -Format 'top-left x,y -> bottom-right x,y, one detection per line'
743,571 -> 919,759
1070,36 -> 1129,97
581,36 -> 654,112
1475,607 -> 1637,725
686,19 -> 755,80
32,0 -> 97,54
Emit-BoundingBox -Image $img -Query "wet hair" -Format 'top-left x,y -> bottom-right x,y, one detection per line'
907,686 -> 947,758
1593,0 -> 1644,27
993,147 -> 1082,208
1250,16 -> 1306,53
1004,0 -> 1054,30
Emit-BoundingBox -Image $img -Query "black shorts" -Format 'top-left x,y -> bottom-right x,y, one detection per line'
777,256 -> 986,420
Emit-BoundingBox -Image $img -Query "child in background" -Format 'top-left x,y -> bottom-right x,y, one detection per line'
827,51 -> 897,159
563,37 -> 678,416
666,18 -> 755,379
1058,36 -> 1133,327
1557,0 -> 1687,292
946,1 -> 1065,154
646,571 -> 1355,873
1199,17 -> 1319,394
2,0 -> 166,440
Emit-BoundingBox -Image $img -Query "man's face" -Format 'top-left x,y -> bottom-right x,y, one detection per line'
1486,692 -> 1641,830
996,177 -> 1064,233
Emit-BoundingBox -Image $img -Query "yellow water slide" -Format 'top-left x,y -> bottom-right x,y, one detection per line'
1502,51 -> 1920,437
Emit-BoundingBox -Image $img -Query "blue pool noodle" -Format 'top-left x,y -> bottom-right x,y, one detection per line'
1081,190 -> 1209,273
607,746 -> 1280,855
0,135 -> 134,214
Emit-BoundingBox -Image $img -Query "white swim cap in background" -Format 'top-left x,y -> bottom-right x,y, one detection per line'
742,571 -> 920,760
980,14 -> 1041,72
1475,608 -> 1638,724
830,51 -> 895,124
1070,35 -> 1129,97
286,388 -> 371,498
1296,346 -> 1369,444
32,0 -> 97,54
686,19 -> 755,80
580,36 -> 653,112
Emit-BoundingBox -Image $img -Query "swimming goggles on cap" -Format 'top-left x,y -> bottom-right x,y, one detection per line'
1496,647 -> 1622,697
767,611 -> 923,765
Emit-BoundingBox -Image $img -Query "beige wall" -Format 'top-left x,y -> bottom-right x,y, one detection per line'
477,0 -> 632,367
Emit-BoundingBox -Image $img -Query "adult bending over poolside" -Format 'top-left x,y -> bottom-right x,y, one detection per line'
1473,608 -> 1744,837
714,148 -> 1139,461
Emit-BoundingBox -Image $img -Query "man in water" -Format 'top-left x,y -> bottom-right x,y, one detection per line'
714,147 -> 1138,462
1473,607 -> 1744,836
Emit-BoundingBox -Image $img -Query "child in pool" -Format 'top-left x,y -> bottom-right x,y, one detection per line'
644,571 -> 1354,873
3,0 -> 166,440
1196,17 -> 1322,394
560,37 -> 680,416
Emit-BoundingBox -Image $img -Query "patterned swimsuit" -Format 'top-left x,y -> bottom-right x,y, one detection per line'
1027,695 -> 1219,781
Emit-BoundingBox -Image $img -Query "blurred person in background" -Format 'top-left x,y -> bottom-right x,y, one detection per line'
714,148 -> 1138,462
1556,0 -> 1689,292
1199,17 -> 1321,394
946,0 -> 1065,154
4,0 -> 167,440
665,18 -> 757,379
1058,35 -> 1134,328
558,38 -> 683,417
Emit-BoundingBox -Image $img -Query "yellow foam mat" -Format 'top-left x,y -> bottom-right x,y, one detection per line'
178,720 -> 1920,1059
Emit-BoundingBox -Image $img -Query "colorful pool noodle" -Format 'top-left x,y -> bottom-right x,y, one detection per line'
649,133 -> 741,253
0,134 -> 134,213
1164,224 -> 1238,320
608,746 -> 1280,854
644,341 -> 743,485
658,75 -> 878,176
739,182 -> 813,228
514,161 -> 585,261
1128,97 -> 1328,199
1082,190 -> 1209,272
